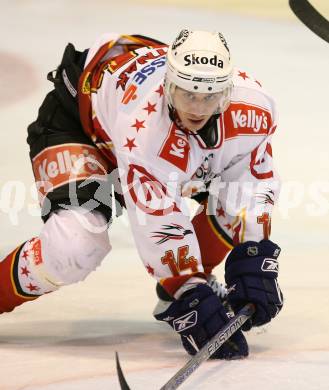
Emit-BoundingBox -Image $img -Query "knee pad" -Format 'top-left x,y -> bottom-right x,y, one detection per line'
33,208 -> 111,288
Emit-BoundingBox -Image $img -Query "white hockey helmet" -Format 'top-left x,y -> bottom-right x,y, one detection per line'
165,29 -> 233,115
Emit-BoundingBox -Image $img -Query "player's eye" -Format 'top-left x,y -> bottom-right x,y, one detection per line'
204,94 -> 215,101
184,93 -> 196,101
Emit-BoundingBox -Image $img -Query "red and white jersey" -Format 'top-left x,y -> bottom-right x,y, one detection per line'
78,33 -> 280,293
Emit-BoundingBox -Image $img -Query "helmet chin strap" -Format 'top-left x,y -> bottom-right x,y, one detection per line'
168,105 -> 189,133
168,105 -> 220,148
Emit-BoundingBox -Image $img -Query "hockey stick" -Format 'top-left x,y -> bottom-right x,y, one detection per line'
115,351 -> 131,390
115,303 -> 255,390
289,0 -> 329,43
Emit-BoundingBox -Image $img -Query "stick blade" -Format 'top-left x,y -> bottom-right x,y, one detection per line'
289,0 -> 329,43
115,352 -> 131,390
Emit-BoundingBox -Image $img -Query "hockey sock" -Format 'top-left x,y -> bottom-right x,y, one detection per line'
0,239 -> 46,313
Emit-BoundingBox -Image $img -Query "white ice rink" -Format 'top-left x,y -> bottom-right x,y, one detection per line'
1,1 -> 329,389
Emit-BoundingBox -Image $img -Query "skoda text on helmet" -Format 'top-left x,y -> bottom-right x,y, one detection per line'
165,30 -> 234,116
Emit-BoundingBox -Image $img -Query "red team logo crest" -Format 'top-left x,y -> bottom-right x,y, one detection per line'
250,142 -> 274,179
127,164 -> 181,216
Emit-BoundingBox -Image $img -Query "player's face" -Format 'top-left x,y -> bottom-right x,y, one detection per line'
172,87 -> 220,132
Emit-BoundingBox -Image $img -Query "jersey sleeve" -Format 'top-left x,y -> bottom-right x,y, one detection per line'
114,146 -> 207,297
212,92 -> 280,244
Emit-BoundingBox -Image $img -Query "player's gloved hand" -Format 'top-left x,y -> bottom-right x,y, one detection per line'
225,240 -> 283,331
154,284 -> 248,359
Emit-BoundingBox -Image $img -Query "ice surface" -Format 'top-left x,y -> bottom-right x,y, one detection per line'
0,1 -> 329,389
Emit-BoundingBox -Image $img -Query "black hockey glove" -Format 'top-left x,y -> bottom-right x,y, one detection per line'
225,240 -> 283,331
47,43 -> 88,121
154,284 -> 248,360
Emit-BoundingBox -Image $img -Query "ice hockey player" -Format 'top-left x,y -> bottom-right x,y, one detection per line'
0,30 -> 283,359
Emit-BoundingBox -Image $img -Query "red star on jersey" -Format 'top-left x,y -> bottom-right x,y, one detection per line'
21,266 -> 30,277
146,264 -> 155,275
22,250 -> 29,260
216,207 -> 225,218
238,71 -> 249,80
255,80 -> 262,87
155,85 -> 164,97
26,283 -> 40,292
224,223 -> 232,230
143,102 -> 157,115
124,138 -> 137,152
132,119 -> 145,132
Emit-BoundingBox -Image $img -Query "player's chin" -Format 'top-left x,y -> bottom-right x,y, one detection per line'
185,117 -> 208,132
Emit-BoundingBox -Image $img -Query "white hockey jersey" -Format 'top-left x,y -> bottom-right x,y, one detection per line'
78,33 -> 280,294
